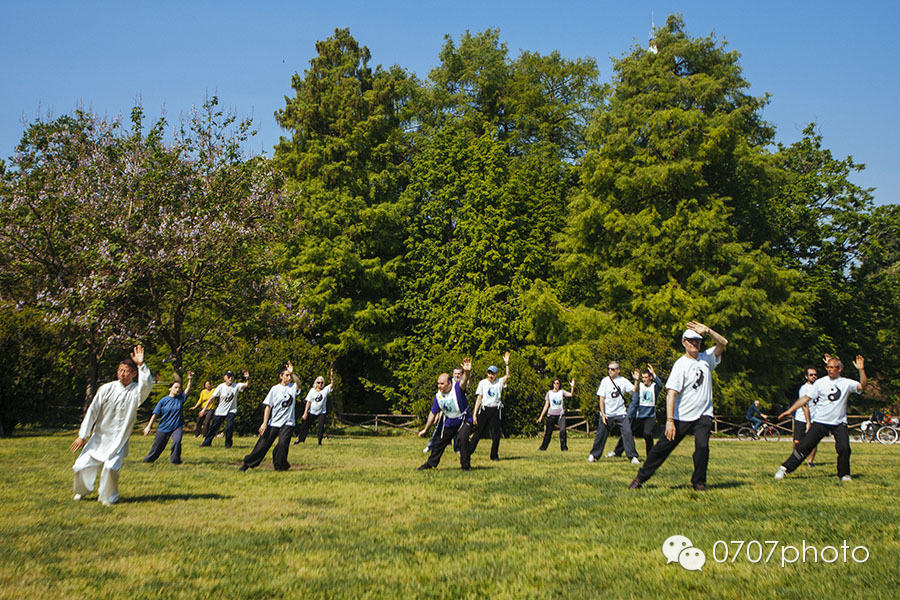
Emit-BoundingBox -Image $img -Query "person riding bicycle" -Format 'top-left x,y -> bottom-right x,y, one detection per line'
746,400 -> 768,431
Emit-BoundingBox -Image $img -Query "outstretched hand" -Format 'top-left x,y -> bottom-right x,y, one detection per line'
462,358 -> 472,372
686,321 -> 709,336
632,368 -> 641,381
647,363 -> 655,376
285,361 -> 294,375
131,345 -> 145,366
503,351 -> 511,364
853,355 -> 865,371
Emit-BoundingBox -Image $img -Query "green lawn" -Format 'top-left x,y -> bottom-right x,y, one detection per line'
1,431 -> 898,599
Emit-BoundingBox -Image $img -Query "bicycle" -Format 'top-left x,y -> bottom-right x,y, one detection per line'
853,419 -> 898,444
736,420 -> 781,442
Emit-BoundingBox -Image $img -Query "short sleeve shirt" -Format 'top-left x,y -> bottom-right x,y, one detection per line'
153,393 -> 186,433
795,382 -> 818,423
476,377 -> 507,408
596,376 -> 634,417
305,384 -> 332,416
809,376 -> 859,426
431,381 -> 471,427
665,347 -> 720,421
212,381 -> 245,416
264,383 -> 299,427
545,389 -> 571,416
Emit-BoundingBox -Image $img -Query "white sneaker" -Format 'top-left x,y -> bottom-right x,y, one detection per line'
605,451 -> 616,458
631,457 -> 641,464
587,454 -> 596,463
774,466 -> 787,480
73,494 -> 82,501
841,475 -> 852,482
422,446 -> 430,453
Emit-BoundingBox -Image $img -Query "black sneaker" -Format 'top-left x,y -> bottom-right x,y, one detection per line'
692,483 -> 707,492
416,463 -> 433,471
628,477 -> 643,489
238,464 -> 248,472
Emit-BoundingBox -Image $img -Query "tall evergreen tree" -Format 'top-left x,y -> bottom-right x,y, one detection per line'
274,28 -> 414,410
557,15 -> 809,409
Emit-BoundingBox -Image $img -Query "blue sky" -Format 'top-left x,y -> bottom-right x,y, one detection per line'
2,1 -> 897,204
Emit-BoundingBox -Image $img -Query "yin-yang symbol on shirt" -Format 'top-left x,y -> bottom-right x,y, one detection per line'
315,394 -> 323,403
280,394 -> 292,408
827,386 -> 840,402
691,369 -> 704,390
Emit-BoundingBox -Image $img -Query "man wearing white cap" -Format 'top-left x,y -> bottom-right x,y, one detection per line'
629,321 -> 728,491
470,352 -> 511,461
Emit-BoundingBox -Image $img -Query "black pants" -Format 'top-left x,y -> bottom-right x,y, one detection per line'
590,414 -> 637,459
470,406 -> 501,460
143,427 -> 183,464
614,417 -> 655,457
296,413 -> 326,444
195,411 -> 213,437
426,414 -> 459,453
423,421 -> 472,469
783,422 -> 850,477
539,414 -> 568,451
243,425 -> 294,470
201,413 -> 235,447
636,416 -> 713,487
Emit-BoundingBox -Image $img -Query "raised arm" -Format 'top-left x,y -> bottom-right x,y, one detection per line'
183,372 -> 193,397
239,370 -> 251,390
853,355 -> 867,392
686,321 -> 728,358
459,358 -> 472,391
502,351 -> 511,383
133,345 -> 153,402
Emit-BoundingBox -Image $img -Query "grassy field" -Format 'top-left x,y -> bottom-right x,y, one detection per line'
1,430 -> 898,599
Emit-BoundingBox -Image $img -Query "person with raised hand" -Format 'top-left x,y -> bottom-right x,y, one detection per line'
417,358 -> 474,471
143,371 -> 193,464
295,367 -> 335,446
629,321 -> 728,491
470,351 -> 511,461
775,355 -> 867,482
71,345 -> 153,506
537,377 -> 574,452
241,362 -> 301,471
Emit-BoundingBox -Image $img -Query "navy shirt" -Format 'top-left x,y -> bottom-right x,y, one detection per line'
430,382 -> 472,427
153,393 -> 186,433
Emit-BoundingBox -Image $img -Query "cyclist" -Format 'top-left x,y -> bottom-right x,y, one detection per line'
746,400 -> 768,432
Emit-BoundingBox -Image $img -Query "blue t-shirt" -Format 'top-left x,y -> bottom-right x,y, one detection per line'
153,393 -> 186,433
430,382 -> 472,427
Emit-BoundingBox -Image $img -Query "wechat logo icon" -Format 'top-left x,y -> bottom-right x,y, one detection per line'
662,535 -> 706,571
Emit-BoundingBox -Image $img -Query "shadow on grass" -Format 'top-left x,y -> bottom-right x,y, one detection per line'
120,493 -> 231,503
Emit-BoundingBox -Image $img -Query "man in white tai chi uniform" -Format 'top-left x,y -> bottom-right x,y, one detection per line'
71,345 -> 152,506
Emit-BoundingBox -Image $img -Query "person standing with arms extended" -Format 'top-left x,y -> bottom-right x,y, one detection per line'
589,361 -> 639,464
793,365 -> 818,467
470,352 -> 511,461
200,370 -> 250,448
537,377 -> 574,451
611,365 -> 662,459
629,322 -> 728,491
417,359 -> 474,470
190,380 -> 215,438
240,362 -> 302,471
774,355 -> 866,482
71,346 -> 153,506
295,368 -> 335,445
142,372 -> 193,464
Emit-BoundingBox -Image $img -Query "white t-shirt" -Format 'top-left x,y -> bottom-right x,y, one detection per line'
795,382 -> 818,423
212,381 -> 247,416
809,376 -> 860,426
665,348 -> 721,421
596,376 -> 634,417
264,382 -> 299,427
305,384 -> 332,416
545,389 -> 571,416
476,376 -> 507,409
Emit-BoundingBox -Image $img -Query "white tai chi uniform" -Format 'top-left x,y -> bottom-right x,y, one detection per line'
73,363 -> 153,504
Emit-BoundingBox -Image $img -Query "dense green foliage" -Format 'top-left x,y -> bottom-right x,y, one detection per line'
0,16 -> 897,434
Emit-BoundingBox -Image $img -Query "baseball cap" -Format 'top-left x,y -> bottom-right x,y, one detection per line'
224,370 -> 235,377
487,365 -> 499,374
682,330 -> 703,340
